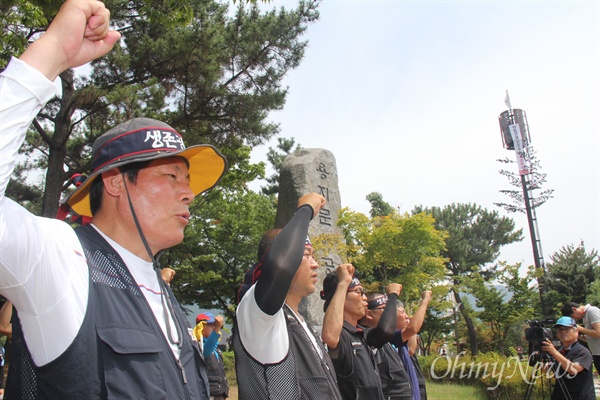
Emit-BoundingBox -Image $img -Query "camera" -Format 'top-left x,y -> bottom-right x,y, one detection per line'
524,318 -> 555,365
524,319 -> 553,342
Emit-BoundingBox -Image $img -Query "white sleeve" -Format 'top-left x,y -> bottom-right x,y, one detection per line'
236,285 -> 289,364
1,57 -> 57,204
0,58 -> 89,366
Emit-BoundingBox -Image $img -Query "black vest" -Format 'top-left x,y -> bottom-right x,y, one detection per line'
333,322 -> 385,400
375,343 -> 412,400
233,304 -> 342,400
5,225 -> 210,399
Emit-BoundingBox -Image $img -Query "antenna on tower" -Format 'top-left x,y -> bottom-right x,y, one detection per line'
497,93 -> 550,318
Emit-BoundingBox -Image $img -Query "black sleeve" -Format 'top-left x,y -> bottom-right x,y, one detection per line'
329,329 -> 353,376
367,293 -> 398,348
569,343 -> 593,371
390,329 -> 404,349
254,204 -> 314,315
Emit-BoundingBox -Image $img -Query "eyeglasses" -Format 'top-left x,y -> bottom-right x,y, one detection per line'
557,326 -> 575,333
347,288 -> 365,296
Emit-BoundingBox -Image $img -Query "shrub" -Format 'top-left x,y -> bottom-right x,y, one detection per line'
221,350 -> 237,386
419,352 -> 554,399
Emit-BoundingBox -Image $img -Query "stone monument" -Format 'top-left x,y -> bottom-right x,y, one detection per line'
275,148 -> 344,329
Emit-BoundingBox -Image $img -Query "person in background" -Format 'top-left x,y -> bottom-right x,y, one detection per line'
0,301 -> 11,340
320,264 -> 402,400
0,300 -> 11,400
196,313 -> 229,400
561,301 -> 600,376
161,267 -> 177,286
234,192 -> 342,399
407,334 -> 428,400
389,291 -> 432,400
360,292 -> 412,400
541,316 -> 595,400
0,344 -> 4,400
0,1 -> 227,397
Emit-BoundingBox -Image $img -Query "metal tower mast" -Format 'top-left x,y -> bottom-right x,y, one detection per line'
498,93 -> 549,318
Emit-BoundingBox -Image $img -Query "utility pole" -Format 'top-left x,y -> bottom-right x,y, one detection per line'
497,91 -> 549,318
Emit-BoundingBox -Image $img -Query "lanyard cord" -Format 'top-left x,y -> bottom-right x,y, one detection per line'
122,176 -> 182,350
156,268 -> 183,350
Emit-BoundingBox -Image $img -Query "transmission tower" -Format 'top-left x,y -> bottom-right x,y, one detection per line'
497,92 -> 549,318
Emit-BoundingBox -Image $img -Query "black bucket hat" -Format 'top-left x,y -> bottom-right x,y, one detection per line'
65,118 -> 227,217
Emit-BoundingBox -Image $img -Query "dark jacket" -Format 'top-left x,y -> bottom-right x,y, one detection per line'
205,344 -> 229,397
550,341 -> 595,400
411,353 -> 428,400
5,225 -> 209,399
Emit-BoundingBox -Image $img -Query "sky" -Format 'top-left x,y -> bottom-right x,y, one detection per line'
249,0 -> 600,270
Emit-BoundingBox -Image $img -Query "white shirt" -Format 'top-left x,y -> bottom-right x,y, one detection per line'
237,284 -> 324,364
0,58 -> 179,365
96,229 -> 181,358
583,304 -> 600,355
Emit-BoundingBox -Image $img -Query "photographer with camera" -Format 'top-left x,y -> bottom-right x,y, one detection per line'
562,301 -> 600,376
541,317 -> 596,400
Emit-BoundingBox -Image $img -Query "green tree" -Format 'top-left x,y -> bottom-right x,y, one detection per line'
338,207 -> 447,299
163,190 -> 276,320
3,0 -> 320,218
413,203 -> 523,356
541,241 -> 600,311
366,191 -> 394,217
5,161 -> 44,215
587,280 -> 600,306
0,0 -> 47,69
261,137 -> 301,196
464,262 -> 536,355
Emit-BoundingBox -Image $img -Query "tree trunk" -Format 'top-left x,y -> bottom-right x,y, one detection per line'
499,326 -> 511,356
453,288 -> 478,356
498,340 -> 505,355
41,69 -> 75,218
42,145 -> 68,218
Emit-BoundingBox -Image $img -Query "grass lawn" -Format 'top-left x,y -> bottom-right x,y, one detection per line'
426,379 -> 488,400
